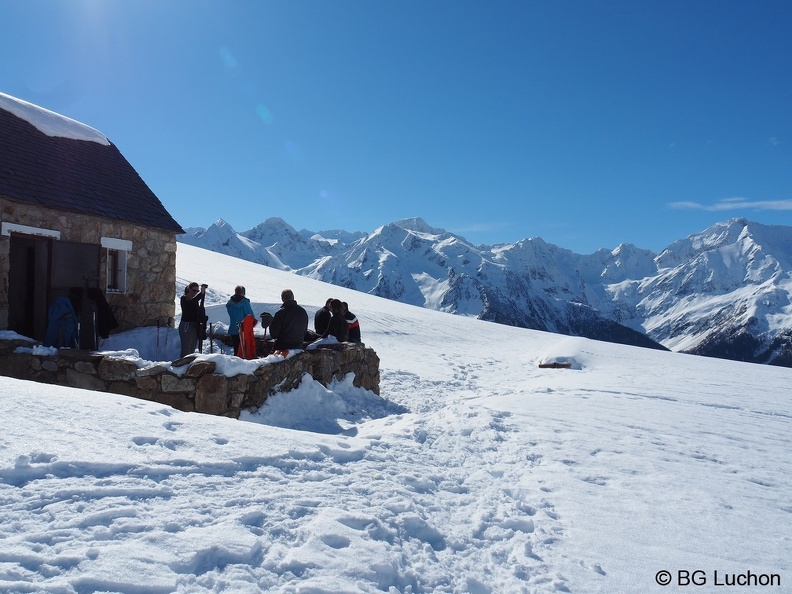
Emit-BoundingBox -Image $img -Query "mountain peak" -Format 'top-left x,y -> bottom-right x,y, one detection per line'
657,217 -> 752,269
247,217 -> 295,232
392,217 -> 442,235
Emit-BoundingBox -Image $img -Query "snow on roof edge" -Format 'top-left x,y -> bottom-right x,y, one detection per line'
0,92 -> 110,146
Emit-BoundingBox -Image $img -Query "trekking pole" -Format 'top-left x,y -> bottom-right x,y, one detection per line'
162,317 -> 171,361
209,323 -> 214,354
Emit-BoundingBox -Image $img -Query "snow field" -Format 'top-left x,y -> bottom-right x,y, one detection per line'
0,243 -> 789,593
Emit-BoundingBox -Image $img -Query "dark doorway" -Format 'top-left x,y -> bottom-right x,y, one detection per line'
8,234 -> 51,340
8,234 -> 100,347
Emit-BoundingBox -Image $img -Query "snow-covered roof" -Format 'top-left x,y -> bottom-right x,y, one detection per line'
0,92 -> 183,233
0,92 -> 109,145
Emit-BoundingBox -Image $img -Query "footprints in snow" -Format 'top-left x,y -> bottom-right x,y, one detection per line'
320,534 -> 351,549
403,404 -> 572,589
130,415 -> 229,451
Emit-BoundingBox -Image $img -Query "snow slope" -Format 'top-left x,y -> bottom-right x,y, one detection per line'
0,243 -> 790,593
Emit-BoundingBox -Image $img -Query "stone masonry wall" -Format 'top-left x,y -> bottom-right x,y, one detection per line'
0,337 -> 380,418
0,198 -> 177,331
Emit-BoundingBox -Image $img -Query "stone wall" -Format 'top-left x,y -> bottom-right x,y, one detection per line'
0,336 -> 380,418
0,198 -> 178,332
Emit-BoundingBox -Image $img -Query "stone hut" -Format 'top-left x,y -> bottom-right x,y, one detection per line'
0,92 -> 183,347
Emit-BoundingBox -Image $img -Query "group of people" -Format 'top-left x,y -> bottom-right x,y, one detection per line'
178,282 -> 362,359
311,297 -> 361,346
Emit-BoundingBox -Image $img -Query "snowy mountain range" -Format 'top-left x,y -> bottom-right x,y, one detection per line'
179,217 -> 792,367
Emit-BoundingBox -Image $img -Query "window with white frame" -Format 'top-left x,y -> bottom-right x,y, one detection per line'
101,237 -> 132,293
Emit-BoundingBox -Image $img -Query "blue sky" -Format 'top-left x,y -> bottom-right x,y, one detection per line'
2,0 -> 791,254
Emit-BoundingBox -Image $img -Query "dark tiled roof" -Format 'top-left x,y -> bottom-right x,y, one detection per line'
0,106 -> 184,233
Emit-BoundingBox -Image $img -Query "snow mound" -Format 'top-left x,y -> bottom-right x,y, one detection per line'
241,373 -> 408,435
536,336 -> 589,369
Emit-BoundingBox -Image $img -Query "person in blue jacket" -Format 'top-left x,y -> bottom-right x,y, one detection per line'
226,285 -> 254,355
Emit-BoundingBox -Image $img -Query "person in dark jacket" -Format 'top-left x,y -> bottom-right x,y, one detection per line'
179,282 -> 206,357
226,285 -> 255,354
314,298 -> 333,336
269,289 -> 309,353
307,299 -> 348,349
326,299 -> 349,342
342,301 -> 361,343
